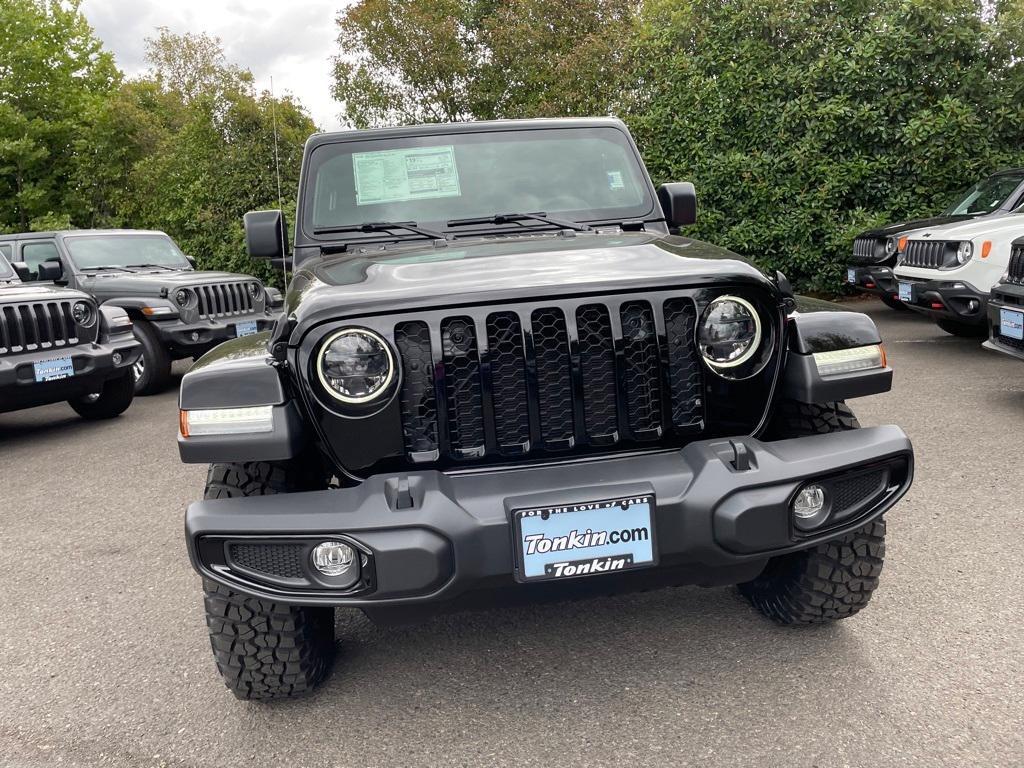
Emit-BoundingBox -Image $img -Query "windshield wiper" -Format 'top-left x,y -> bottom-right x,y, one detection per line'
446,212 -> 591,233
125,263 -> 179,271
313,221 -> 446,240
80,265 -> 130,272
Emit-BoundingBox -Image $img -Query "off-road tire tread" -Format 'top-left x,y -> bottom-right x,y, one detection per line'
68,371 -> 134,419
767,400 -> 860,439
203,578 -> 334,700
739,519 -> 886,625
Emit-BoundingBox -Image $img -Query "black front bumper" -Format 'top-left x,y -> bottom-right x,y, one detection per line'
186,426 -> 914,609
894,277 -> 988,324
0,333 -> 141,413
846,264 -> 898,300
152,311 -> 281,356
983,282 -> 1024,361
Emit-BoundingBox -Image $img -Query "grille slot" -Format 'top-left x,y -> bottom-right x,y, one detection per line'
195,281 -> 256,319
1006,243 -> 1024,284
391,294 -> 708,464
852,236 -> 880,261
832,469 -> 886,515
0,300 -> 83,356
229,543 -> 305,579
901,240 -> 954,270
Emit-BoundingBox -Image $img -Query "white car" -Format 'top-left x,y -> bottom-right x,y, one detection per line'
892,210 -> 1024,336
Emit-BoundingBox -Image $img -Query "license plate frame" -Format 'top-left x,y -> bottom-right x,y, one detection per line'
511,494 -> 657,583
235,320 -> 259,338
33,356 -> 74,383
1000,307 -> 1024,340
847,267 -> 857,285
898,281 -> 913,302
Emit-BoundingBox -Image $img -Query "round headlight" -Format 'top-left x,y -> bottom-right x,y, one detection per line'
885,237 -> 897,257
317,328 -> 395,403
956,241 -> 973,265
698,295 -> 761,369
71,301 -> 94,327
248,282 -> 262,298
174,288 -> 192,308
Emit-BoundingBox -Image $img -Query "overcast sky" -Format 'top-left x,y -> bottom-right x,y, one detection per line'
80,0 -> 351,131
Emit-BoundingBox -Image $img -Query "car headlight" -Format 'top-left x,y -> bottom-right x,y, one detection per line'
248,282 -> 262,299
71,301 -> 95,327
698,295 -> 761,369
174,288 -> 194,308
956,241 -> 973,265
317,328 -> 395,403
885,237 -> 897,257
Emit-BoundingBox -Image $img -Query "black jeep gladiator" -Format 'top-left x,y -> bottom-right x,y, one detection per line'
0,230 -> 283,394
0,243 -> 140,419
177,118 -> 914,700
984,235 -> 1024,361
847,168 -> 1024,309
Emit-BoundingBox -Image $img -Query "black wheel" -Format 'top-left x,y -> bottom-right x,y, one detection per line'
68,371 -> 135,420
879,294 -> 909,311
201,460 -> 334,700
741,400 -> 885,624
131,320 -> 172,395
936,318 -> 987,338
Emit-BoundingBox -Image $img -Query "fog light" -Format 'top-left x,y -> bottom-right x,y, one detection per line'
112,352 -> 122,365
190,331 -> 200,342
793,485 -> 826,520
312,541 -> 359,584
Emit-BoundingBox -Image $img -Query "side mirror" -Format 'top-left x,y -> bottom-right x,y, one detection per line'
11,261 -> 32,282
36,260 -> 64,282
244,209 -> 288,261
657,182 -> 697,228
185,255 -> 197,269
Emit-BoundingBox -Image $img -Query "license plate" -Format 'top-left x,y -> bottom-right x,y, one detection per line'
1000,308 -> 1024,340
898,282 -> 913,302
33,356 -> 73,382
512,494 -> 656,583
847,268 -> 857,285
235,321 -> 259,337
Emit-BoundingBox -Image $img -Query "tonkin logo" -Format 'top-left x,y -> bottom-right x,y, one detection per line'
544,555 -> 632,578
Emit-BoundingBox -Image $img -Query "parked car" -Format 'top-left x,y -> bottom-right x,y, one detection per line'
983,235 -> 1024,360
0,242 -> 140,419
892,211 -> 1024,336
0,230 -> 284,394
177,118 -> 913,701
847,168 -> 1024,310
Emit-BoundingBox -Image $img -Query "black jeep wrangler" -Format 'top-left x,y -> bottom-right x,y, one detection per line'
0,230 -> 284,394
847,168 -> 1024,308
0,243 -> 140,419
177,118 -> 914,700
984,235 -> 1024,361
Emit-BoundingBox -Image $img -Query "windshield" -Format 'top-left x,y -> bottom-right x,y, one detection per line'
304,126 -> 655,238
943,172 -> 1024,216
64,234 -> 191,270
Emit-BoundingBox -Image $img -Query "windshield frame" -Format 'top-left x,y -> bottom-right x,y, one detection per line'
62,233 -> 192,272
0,249 -> 17,281
297,122 -> 663,248
941,171 -> 1024,216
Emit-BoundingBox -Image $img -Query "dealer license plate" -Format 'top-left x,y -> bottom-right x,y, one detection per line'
512,494 -> 656,583
1000,308 -> 1024,340
33,356 -> 74,382
898,282 -> 913,302
847,268 -> 857,285
235,320 -> 259,337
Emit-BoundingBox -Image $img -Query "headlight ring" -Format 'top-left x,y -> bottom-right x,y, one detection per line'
316,327 -> 396,405
71,301 -> 95,327
956,241 -> 973,265
174,288 -> 196,309
698,295 -> 762,371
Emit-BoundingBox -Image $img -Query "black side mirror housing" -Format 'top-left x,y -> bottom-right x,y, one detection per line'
657,182 -> 697,228
11,261 -> 32,282
185,255 -> 197,269
244,210 -> 288,261
36,260 -> 64,283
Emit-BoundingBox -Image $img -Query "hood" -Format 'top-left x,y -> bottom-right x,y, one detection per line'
287,232 -> 776,329
905,211 -> 1024,242
0,282 -> 88,303
858,214 -> 976,240
82,269 -> 260,297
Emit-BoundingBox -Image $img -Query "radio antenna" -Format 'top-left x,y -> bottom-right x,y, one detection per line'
270,75 -> 289,291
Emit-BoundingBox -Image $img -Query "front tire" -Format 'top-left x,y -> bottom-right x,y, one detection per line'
936,318 -> 987,338
68,371 -> 135,420
132,320 -> 172,395
742,400 -> 885,625
201,460 -> 334,700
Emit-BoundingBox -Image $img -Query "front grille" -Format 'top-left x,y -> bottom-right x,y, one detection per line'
1006,243 -> 1024,285
0,300 -> 83,356
195,282 -> 256,319
852,236 -> 881,262
901,240 -> 955,270
228,542 -> 305,579
391,295 -> 706,464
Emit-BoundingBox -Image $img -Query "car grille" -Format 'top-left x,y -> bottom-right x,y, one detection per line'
1006,243 -> 1024,285
228,542 -> 305,579
0,300 -> 90,356
391,295 -> 705,463
194,281 -> 257,319
852,236 -> 882,262
900,240 -> 955,270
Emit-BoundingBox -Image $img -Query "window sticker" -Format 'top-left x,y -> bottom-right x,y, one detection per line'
353,146 -> 461,206
607,170 -> 625,190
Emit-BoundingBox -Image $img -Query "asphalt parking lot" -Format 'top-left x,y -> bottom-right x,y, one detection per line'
1,298 -> 1022,768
